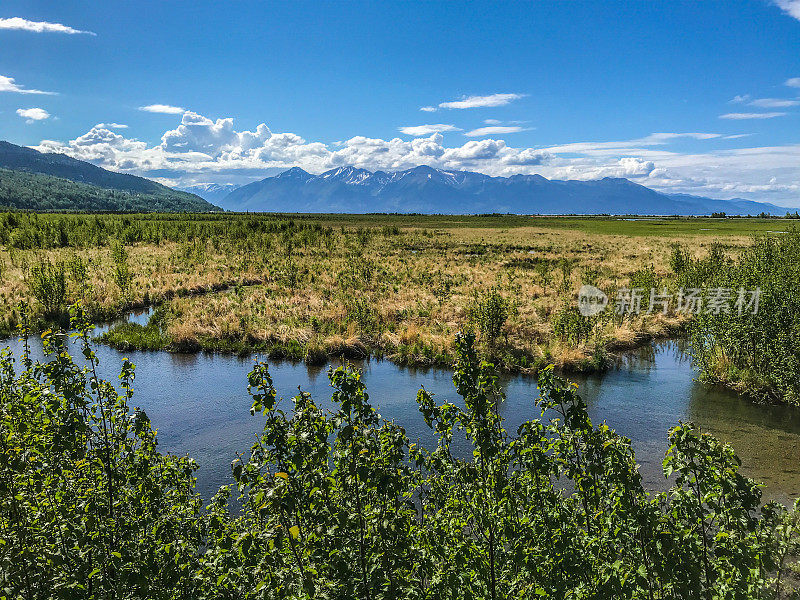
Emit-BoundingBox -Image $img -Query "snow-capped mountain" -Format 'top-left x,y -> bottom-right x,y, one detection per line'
179,183 -> 241,204
217,165 -> 784,215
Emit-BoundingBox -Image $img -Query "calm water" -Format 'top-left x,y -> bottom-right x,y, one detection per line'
3,311 -> 799,504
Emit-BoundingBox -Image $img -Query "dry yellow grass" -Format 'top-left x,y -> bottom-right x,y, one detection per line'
0,216 -> 753,371
121,225 -> 746,370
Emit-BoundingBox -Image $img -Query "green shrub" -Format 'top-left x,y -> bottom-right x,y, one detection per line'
690,231 -> 800,403
1,314 -> 798,599
111,239 -> 133,301
552,305 -> 594,344
629,263 -> 661,292
669,244 -> 691,275
26,257 -> 67,318
346,296 -> 379,334
467,286 -> 514,347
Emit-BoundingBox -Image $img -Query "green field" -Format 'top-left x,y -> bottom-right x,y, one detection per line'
235,213 -> 800,236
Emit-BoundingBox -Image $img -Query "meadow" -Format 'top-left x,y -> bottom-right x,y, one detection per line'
0,211 -> 796,396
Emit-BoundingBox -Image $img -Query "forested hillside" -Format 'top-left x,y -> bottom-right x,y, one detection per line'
0,168 -> 219,212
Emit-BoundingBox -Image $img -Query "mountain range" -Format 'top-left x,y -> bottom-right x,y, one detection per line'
0,139 -> 789,215
218,165 -> 787,216
0,141 -> 219,212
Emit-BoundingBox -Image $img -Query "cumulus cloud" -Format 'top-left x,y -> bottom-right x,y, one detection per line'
16,107 -> 50,123
773,0 -> 800,21
0,74 -> 56,95
443,139 -> 507,160
161,112 -> 241,155
500,148 -> 551,166
139,104 -> 185,114
719,112 -> 787,119
31,115 -> 800,204
95,122 -> 128,129
436,93 -> 525,109
729,94 -> 751,103
419,106 -> 437,112
0,17 -> 95,35
34,112 -> 555,181
465,126 -> 526,136
606,157 -> 656,177
786,77 -> 800,88
398,124 -> 461,136
549,157 -> 658,181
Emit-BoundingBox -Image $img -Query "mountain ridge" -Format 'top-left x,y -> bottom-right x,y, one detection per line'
219,165 -> 787,215
0,141 -> 220,212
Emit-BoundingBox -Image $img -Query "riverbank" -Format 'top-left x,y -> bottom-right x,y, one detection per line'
97,297 -> 690,374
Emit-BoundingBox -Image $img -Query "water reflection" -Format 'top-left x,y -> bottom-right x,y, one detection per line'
686,381 -> 800,502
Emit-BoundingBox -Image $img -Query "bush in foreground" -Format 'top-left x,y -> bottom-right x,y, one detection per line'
1,306 -> 799,599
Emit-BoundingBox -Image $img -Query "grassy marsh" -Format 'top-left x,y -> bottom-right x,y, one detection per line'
1,212 -> 776,374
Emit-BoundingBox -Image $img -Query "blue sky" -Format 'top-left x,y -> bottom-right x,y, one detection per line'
1,0 -> 799,205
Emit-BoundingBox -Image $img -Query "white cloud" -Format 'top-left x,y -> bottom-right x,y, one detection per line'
0,17 -> 95,35
398,124 -> 461,136
31,116 -> 800,204
500,148 -> 550,166
419,106 -> 437,112
773,0 -> 800,21
16,107 -> 50,123
540,132 -> 724,156
643,132 -> 722,142
719,112 -> 788,120
729,94 -> 751,103
786,77 -> 800,88
484,119 -> 502,125
95,122 -> 128,129
139,104 -> 185,114
161,112 -> 241,155
34,114 -> 551,181
554,157 -> 656,180
0,74 -> 56,95
437,93 -> 525,109
442,139 -> 507,160
749,97 -> 800,108
465,126 -> 526,136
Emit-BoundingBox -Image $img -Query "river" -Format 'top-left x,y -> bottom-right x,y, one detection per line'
3,309 -> 799,504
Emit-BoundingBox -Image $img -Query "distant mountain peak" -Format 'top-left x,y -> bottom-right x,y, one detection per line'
409,165 -> 439,174
276,166 -> 312,180
178,182 -> 241,204
319,166 -> 373,184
